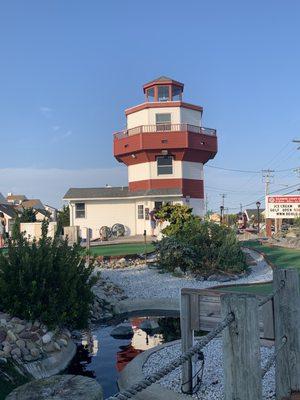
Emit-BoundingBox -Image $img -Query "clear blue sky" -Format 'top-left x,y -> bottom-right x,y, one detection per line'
1,0 -> 300,209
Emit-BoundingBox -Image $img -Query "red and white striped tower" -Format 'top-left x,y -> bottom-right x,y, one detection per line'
113,76 -> 217,216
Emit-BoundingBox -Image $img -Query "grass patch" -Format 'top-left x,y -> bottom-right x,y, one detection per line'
89,242 -> 155,257
218,240 -> 300,295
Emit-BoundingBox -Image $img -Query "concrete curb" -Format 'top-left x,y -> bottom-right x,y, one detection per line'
118,339 -> 190,400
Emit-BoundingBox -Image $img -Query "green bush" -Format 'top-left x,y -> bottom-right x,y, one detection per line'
155,205 -> 247,274
0,222 -> 95,329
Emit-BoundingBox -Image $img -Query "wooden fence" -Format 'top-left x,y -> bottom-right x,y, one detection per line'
180,268 -> 300,399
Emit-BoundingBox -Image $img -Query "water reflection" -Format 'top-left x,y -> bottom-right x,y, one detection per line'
67,316 -> 181,398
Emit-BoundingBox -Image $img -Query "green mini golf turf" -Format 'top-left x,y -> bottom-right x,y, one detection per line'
89,242 -> 155,257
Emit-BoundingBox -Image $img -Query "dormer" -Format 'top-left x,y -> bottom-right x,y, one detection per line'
143,76 -> 184,102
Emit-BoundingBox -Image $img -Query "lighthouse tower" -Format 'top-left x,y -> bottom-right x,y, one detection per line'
114,76 -> 218,216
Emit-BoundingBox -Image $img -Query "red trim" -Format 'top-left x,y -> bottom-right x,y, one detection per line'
129,179 -> 204,199
125,101 -> 203,115
114,131 -> 217,165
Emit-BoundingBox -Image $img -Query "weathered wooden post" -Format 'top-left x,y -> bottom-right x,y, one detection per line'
273,268 -> 300,399
180,291 -> 193,394
221,293 -> 262,400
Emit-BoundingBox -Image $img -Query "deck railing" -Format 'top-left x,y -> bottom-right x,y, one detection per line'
113,123 -> 217,139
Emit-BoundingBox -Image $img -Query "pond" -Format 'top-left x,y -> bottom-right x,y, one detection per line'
67,315 -> 181,398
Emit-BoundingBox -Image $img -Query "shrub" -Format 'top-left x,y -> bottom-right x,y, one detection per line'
155,204 -> 195,236
155,205 -> 247,275
0,222 -> 95,329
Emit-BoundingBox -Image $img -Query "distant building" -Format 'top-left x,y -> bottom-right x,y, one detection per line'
64,76 -> 218,238
6,193 -> 27,205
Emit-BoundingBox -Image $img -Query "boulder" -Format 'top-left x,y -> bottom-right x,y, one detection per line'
14,323 -> 26,334
6,374 -> 103,400
6,330 -> 17,343
42,331 -> 54,344
110,323 -> 134,339
0,329 -> 7,342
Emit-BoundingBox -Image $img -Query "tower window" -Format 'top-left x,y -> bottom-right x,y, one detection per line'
157,85 -> 170,101
146,87 -> 155,102
156,113 -> 171,131
157,155 -> 173,175
172,86 -> 182,101
75,203 -> 85,218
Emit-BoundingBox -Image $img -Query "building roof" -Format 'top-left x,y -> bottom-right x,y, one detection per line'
20,199 -> 45,210
245,208 -> 265,220
0,193 -> 8,204
0,204 -> 17,218
6,194 -> 27,202
63,186 -> 182,200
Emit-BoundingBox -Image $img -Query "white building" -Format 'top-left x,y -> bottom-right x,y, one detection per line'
64,76 -> 218,239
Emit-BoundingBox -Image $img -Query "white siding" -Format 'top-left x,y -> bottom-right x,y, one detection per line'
128,161 -> 204,182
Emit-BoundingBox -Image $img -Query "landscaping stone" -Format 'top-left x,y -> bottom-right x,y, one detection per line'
110,323 -> 134,339
42,331 -> 54,344
6,374 -> 103,400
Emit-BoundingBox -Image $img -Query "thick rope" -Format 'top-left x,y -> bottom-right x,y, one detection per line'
261,336 -> 287,378
258,280 -> 285,308
105,312 -> 235,400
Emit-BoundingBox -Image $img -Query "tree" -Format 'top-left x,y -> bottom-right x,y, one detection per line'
19,207 -> 36,223
56,205 -> 70,235
155,204 -> 195,236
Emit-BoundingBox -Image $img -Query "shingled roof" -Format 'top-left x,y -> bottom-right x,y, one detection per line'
63,186 -> 182,200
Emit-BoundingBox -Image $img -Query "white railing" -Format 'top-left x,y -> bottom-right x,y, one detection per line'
113,123 -> 217,139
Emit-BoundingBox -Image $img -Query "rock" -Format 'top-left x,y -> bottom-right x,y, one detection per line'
16,339 -> 26,348
19,331 -> 39,342
0,319 -> 7,327
0,329 -> 7,342
23,354 -> 34,362
6,330 -> 17,343
11,347 -> 21,357
6,375 -> 103,400
21,347 -> 30,356
42,331 -> 54,344
0,357 -> 7,364
43,341 -> 61,353
3,345 -> 11,355
173,267 -> 184,277
57,338 -> 68,347
30,348 -> 40,359
110,323 -> 134,339
14,323 -> 25,334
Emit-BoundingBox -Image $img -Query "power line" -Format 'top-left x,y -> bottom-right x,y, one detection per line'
206,165 -> 299,174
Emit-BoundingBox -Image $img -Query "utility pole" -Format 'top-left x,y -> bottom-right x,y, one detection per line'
262,169 -> 275,196
205,194 -> 209,215
240,203 -> 243,213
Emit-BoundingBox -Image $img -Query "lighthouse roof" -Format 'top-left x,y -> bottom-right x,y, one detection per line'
143,76 -> 184,92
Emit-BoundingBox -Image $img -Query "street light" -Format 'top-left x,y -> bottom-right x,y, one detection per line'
256,201 -> 261,234
220,205 -> 224,225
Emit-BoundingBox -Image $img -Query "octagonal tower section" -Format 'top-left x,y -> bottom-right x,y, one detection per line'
113,76 -> 218,216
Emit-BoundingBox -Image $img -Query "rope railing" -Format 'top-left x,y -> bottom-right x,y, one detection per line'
106,274 -> 291,400
258,280 -> 285,308
261,336 -> 287,378
105,312 -> 235,400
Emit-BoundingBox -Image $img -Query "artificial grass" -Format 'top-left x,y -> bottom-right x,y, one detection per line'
89,242 -> 155,257
222,240 -> 300,295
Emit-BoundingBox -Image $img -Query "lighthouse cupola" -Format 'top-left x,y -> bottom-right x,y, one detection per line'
143,76 -> 184,102
113,77 -> 218,216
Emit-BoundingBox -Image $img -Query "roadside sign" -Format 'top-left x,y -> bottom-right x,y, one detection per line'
266,195 -> 300,219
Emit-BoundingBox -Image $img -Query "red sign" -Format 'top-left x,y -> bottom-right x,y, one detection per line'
268,196 -> 300,204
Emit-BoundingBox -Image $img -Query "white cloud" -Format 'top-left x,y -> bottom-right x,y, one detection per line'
0,166 -> 127,208
39,106 -> 53,118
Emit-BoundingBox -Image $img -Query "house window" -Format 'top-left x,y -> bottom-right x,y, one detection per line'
157,85 -> 170,101
75,203 -> 85,218
156,113 -> 171,131
137,205 -> 144,219
145,208 -> 150,220
154,201 -> 163,210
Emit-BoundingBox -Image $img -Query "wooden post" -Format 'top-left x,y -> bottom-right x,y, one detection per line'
221,294 -> 262,400
273,268 -> 300,399
180,291 -> 193,394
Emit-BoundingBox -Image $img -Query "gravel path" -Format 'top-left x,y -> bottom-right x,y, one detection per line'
100,249 -> 273,300
143,339 -> 275,400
